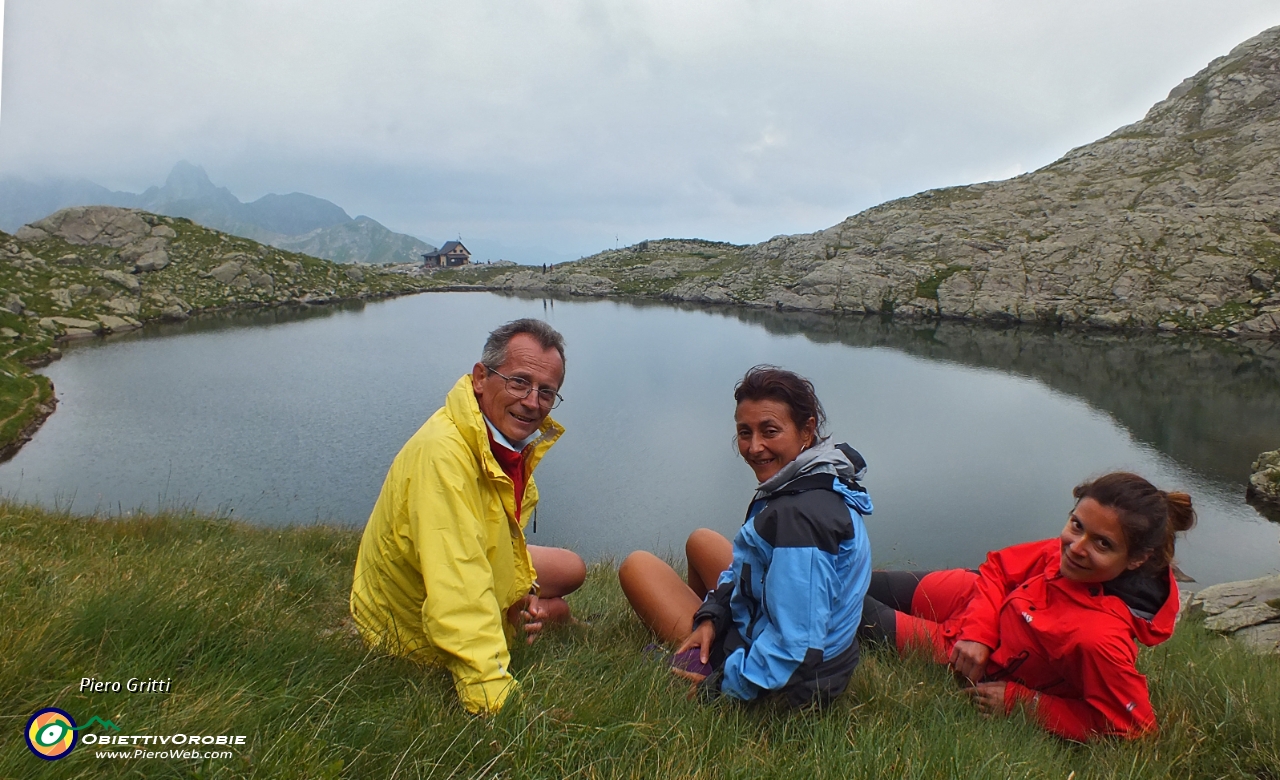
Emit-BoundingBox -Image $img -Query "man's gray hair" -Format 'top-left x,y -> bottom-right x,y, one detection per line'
481,318 -> 566,371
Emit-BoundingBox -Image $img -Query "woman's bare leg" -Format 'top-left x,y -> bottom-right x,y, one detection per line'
529,545 -> 586,623
619,551 -> 703,645
685,528 -> 733,598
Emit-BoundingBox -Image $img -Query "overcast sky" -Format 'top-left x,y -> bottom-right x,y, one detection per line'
3,2 -> 1280,261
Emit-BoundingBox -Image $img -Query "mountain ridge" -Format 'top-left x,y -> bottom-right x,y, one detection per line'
0,163 -> 436,265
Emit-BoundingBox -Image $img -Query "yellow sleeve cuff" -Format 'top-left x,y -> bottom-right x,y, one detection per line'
457,675 -> 519,715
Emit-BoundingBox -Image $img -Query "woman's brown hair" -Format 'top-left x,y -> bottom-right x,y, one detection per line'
1072,472 -> 1196,574
734,365 -> 827,439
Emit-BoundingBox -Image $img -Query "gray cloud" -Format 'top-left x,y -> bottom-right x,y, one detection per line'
3,1 -> 1280,261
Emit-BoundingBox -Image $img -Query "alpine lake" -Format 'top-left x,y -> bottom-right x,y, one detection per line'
3,291 -> 1278,586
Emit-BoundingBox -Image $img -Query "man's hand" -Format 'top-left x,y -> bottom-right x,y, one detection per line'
949,639 -> 991,684
507,595 -> 547,645
964,681 -> 1007,717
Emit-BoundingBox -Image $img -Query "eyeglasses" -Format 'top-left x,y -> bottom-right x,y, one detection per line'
485,366 -> 564,409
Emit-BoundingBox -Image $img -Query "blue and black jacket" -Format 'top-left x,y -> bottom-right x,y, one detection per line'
693,440 -> 874,707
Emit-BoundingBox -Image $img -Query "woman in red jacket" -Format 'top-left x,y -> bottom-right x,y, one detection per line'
859,472 -> 1195,742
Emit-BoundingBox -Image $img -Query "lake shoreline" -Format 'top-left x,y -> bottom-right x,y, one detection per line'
471,275 -> 1280,344
0,204 -> 457,460
8,281 -> 1280,477
0,378 -> 56,464
0,288 -> 428,462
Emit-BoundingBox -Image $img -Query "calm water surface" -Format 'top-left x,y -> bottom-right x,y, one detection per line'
3,292 -> 1278,585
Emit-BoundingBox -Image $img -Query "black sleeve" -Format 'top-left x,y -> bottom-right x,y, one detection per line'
692,581 -> 735,638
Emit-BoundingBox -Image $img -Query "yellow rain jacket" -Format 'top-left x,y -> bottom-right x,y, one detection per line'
350,374 -> 563,714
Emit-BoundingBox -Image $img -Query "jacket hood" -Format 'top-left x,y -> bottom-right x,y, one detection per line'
1046,547 -> 1180,647
1103,567 -> 1169,620
1127,565 -> 1181,646
754,439 -> 867,499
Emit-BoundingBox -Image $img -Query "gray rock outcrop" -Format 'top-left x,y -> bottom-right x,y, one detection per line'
96,315 -> 141,333
49,288 -> 73,309
25,206 -> 180,273
208,261 -> 243,284
27,206 -> 153,248
121,237 -> 171,272
1247,449 -> 1280,507
100,269 -> 141,293
106,297 -> 140,315
1189,575 -> 1280,653
37,316 -> 103,340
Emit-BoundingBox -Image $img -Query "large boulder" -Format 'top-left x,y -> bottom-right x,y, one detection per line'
96,315 -> 140,334
1188,575 -> 1280,654
27,206 -> 152,248
208,261 -> 242,284
1247,449 -> 1280,508
37,316 -> 102,341
1231,312 -> 1280,338
106,298 -> 140,315
100,269 -> 141,293
120,237 -> 171,272
246,269 -> 274,291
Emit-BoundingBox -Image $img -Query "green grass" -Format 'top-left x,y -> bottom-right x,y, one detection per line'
914,265 -> 971,302
1252,240 -> 1280,270
2,503 -> 1277,778
0,362 -> 52,448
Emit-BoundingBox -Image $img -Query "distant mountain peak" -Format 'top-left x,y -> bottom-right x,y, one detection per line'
163,161 -> 218,199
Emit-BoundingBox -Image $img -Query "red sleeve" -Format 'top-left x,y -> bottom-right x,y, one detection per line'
956,540 -> 1054,649
1004,636 -> 1157,742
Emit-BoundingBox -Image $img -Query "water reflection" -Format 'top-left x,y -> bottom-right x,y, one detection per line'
2,292 -> 1276,585
107,299 -> 370,340
724,309 -> 1280,486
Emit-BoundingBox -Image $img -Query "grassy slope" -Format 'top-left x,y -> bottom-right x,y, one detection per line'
0,218 -> 442,458
2,503 -> 1277,779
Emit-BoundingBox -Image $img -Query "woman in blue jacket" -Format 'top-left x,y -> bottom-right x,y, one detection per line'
619,366 -> 874,707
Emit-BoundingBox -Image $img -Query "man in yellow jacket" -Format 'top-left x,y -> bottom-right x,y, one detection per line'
350,318 -> 586,715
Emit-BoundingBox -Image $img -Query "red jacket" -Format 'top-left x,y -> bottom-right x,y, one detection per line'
956,539 -> 1180,742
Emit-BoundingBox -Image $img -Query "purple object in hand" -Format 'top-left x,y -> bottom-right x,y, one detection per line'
670,648 -> 714,678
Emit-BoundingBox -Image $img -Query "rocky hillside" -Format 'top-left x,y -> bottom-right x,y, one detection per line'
0,205 -> 440,457
477,26 -> 1280,340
